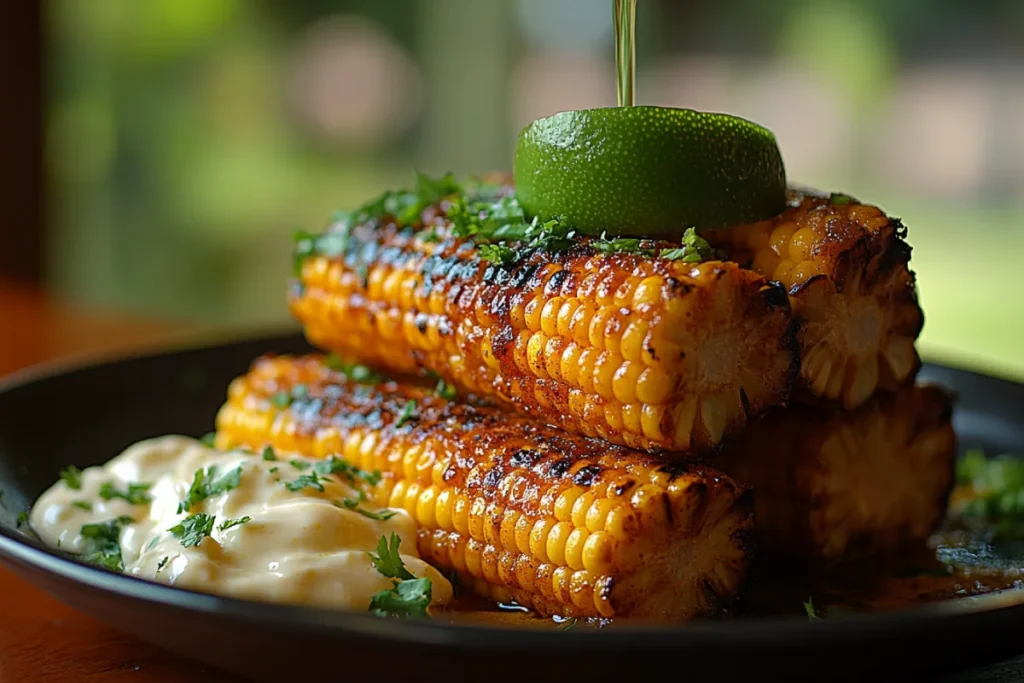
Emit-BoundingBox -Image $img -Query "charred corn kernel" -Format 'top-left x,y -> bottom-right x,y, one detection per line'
704,189 -> 924,410
216,354 -> 755,620
290,203 -> 798,454
718,384 -> 955,563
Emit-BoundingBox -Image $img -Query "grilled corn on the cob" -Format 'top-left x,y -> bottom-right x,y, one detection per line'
717,384 -> 955,562
703,191 -> 923,410
214,354 -> 755,620
291,209 -> 798,454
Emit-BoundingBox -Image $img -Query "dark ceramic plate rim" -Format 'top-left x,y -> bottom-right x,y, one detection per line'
2,329 -> 1024,652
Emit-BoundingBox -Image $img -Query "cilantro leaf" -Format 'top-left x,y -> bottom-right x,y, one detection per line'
99,481 -> 153,505
270,391 -> 292,409
16,510 -> 29,527
217,516 -> 252,531
557,617 -> 578,631
804,598 -> 822,621
369,532 -> 415,580
80,516 -> 134,571
340,498 -> 397,521
659,228 -> 722,263
168,513 -> 216,548
828,193 -> 854,205
394,400 -> 418,428
434,377 -> 457,400
72,501 -> 93,511
312,455 -> 381,486
156,556 -> 169,573
369,577 -> 432,619
289,459 -> 311,471
479,243 -> 518,264
199,432 -> 217,448
286,472 -> 325,492
59,465 -> 83,490
324,354 -> 386,383
261,446 -> 277,462
591,235 -> 653,256
177,465 -> 243,513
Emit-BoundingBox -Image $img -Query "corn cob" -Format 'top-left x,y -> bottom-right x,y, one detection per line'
703,191 -> 923,410
291,208 -> 797,455
717,384 -> 955,562
214,354 -> 755,621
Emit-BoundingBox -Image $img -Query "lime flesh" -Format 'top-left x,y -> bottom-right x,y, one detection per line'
513,106 -> 787,237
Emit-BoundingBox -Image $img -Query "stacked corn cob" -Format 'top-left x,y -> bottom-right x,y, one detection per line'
215,177 -> 954,621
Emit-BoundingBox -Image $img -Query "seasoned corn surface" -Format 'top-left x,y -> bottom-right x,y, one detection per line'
290,206 -> 798,454
214,354 -> 755,620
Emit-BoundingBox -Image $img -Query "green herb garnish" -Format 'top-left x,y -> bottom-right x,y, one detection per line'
557,617 -> 579,631
804,598 -> 822,621
478,243 -> 518,265
72,501 -> 93,512
99,481 -> 153,505
217,516 -> 252,531
289,459 -> 311,471
369,577 -> 432,619
659,228 -> 722,263
80,516 -> 134,571
369,532 -> 415,580
828,193 -> 854,205
199,432 -> 217,448
394,401 -> 418,428
177,465 -> 243,514
312,455 -> 381,486
434,377 -> 458,400
286,472 -> 325,492
261,446 -> 278,462
324,354 -> 386,383
270,391 -> 292,409
952,449 -> 1024,539
59,465 -> 83,490
156,556 -> 169,572
340,498 -> 397,521
168,513 -> 216,548
16,510 -> 29,527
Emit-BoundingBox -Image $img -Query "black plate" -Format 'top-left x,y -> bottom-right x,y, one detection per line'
1,331 -> 1024,683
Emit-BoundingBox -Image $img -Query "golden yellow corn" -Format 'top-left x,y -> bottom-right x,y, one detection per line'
291,215 -> 798,454
214,354 -> 755,621
703,191 -> 923,410
717,384 -> 955,562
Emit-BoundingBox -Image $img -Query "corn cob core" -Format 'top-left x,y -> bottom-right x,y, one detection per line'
703,191 -> 923,410
292,212 -> 797,454
717,384 -> 955,562
214,355 -> 755,620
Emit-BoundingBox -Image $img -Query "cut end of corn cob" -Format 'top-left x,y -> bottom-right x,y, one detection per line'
214,354 -> 756,620
290,206 -> 798,454
703,190 -> 924,410
717,384 -> 955,563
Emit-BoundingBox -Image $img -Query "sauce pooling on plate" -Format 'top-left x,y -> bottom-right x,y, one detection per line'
29,436 -> 452,612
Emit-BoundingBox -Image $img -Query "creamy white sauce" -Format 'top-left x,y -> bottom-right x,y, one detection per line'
29,435 -> 452,612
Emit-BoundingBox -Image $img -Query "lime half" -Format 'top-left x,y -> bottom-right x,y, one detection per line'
513,106 -> 787,237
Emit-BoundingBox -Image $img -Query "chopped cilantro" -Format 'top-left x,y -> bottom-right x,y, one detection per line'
261,446 -> 277,462
156,556 -> 169,573
289,459 -> 311,471
394,400 -> 418,428
369,577 -> 432,619
434,377 -> 457,400
591,235 -> 650,256
286,472 -> 325,492
99,481 -> 153,505
557,617 -> 578,631
80,516 -> 134,571
168,513 -> 216,548
324,353 -> 385,383
270,391 -> 292,409
828,193 -> 854,205
59,465 -> 83,490
659,228 -> 722,263
177,465 -> 243,513
16,510 -> 29,527
952,448 -> 1024,539
199,432 -> 217,448
369,532 -> 415,580
340,498 -> 397,521
313,455 -> 381,486
269,466 -> 279,474
72,501 -> 93,512
804,598 -> 822,621
217,516 -> 252,531
479,243 -> 518,264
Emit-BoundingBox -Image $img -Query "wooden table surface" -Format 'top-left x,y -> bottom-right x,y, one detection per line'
0,278 -> 248,683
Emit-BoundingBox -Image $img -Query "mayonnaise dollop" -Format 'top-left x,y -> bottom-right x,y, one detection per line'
29,435 -> 452,611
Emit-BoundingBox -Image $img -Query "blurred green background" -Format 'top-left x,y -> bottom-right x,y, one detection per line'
47,0 -> 1024,379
